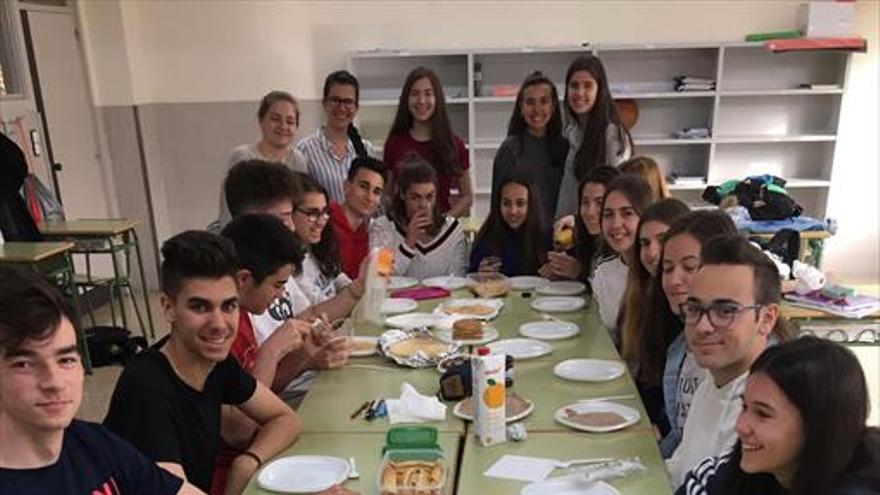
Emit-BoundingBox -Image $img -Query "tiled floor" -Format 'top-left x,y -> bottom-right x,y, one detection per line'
79,291 -> 880,426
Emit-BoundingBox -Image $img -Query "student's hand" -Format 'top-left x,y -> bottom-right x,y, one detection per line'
259,319 -> 308,360
547,251 -> 582,280
538,262 -> 554,279
223,453 -> 260,495
405,210 -> 433,248
309,337 -> 353,370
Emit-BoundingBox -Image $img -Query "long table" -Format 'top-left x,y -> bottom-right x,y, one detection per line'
245,288 -> 673,494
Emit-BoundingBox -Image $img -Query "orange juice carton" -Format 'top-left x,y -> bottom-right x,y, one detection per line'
471,347 -> 506,447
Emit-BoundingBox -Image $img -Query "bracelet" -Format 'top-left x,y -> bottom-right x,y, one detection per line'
238,450 -> 262,468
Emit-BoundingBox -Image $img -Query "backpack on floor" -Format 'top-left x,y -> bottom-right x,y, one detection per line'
85,326 -> 148,367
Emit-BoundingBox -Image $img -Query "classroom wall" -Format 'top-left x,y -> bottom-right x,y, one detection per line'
76,0 -> 879,285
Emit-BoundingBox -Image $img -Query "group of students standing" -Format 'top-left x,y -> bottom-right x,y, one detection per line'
1,53 -> 878,495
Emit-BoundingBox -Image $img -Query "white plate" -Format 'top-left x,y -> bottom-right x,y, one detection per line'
522,477 -> 621,495
381,297 -> 418,314
384,312 -> 445,330
487,338 -> 552,360
531,296 -> 586,313
388,276 -> 419,290
421,275 -> 471,290
508,276 -> 550,291
553,401 -> 641,433
350,336 -> 378,357
435,298 -> 504,321
257,455 -> 350,493
435,327 -> 499,345
536,281 -> 587,296
553,359 -> 626,382
518,320 -> 580,340
453,396 -> 535,423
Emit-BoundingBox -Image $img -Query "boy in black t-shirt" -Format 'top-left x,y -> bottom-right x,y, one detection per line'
0,266 -> 199,494
103,231 -> 301,494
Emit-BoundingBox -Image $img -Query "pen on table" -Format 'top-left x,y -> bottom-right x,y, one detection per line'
349,400 -> 371,420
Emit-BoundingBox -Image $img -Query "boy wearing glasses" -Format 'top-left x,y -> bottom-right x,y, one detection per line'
667,235 -> 789,489
329,156 -> 388,279
222,162 -> 355,403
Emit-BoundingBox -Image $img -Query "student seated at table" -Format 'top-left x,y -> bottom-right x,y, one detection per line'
211,214 -> 311,493
291,173 -> 363,305
541,165 -> 620,282
617,198 -> 689,434
653,211 -> 737,458
223,159 -> 364,325
370,156 -> 467,279
222,162 -> 355,404
329,156 -> 387,280
0,266 -> 201,494
209,91 -> 307,233
666,235 -> 792,490
103,231 -> 300,494
619,156 -> 670,203
678,337 -> 880,495
469,170 -> 549,276
590,175 -> 653,340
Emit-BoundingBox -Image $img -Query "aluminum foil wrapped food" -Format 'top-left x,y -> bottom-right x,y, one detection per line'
379,329 -> 460,368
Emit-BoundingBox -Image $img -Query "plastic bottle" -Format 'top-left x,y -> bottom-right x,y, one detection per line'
362,224 -> 394,324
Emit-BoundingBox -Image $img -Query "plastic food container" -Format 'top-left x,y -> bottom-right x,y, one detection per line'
379,426 -> 448,495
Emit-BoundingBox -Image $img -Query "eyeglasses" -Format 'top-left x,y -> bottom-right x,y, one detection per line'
679,300 -> 762,329
295,207 -> 330,223
327,96 -> 357,108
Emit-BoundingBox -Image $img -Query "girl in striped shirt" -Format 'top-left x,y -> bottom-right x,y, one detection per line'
297,70 -> 372,204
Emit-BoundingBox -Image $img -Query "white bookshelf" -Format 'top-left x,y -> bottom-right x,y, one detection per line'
349,42 -> 851,219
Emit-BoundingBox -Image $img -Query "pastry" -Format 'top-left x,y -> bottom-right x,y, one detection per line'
380,460 -> 444,495
470,280 -> 509,298
388,337 -> 449,359
452,318 -> 483,340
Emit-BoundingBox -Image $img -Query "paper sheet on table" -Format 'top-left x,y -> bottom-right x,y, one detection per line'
385,382 -> 447,424
484,455 -> 558,482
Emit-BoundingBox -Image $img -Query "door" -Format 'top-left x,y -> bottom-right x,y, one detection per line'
22,8 -> 114,219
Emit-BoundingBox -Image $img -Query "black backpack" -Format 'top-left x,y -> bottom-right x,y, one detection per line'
85,326 -> 148,367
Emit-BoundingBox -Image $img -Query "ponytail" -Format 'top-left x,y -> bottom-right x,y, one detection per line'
347,123 -> 368,159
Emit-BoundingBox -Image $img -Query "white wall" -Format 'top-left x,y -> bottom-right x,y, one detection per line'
77,0 -> 878,282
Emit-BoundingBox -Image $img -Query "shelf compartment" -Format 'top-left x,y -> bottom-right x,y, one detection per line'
602,47 -> 718,95
711,141 -> 835,184
628,98 -> 714,140
360,96 -> 469,107
716,94 -> 840,138
720,46 -> 848,92
636,143 -> 710,180
473,51 -> 590,97
351,54 -> 469,101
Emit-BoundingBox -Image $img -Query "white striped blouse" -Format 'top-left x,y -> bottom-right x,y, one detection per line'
296,126 -> 374,204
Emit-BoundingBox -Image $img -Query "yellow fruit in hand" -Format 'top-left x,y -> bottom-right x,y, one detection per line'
482,379 -> 504,408
555,227 -> 574,249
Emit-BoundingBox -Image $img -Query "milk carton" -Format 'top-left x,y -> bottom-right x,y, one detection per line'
472,347 -> 506,447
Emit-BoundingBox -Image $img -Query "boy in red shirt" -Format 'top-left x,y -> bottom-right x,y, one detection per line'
328,156 -> 387,279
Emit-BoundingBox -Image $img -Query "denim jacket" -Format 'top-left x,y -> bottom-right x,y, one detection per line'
660,331 -> 688,458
